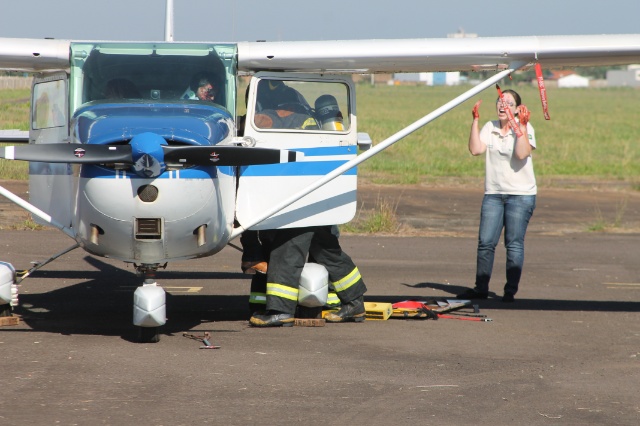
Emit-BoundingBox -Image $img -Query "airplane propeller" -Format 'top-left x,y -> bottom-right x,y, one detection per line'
0,132 -> 303,178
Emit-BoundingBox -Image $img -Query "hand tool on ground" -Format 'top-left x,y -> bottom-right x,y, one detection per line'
183,332 -> 220,349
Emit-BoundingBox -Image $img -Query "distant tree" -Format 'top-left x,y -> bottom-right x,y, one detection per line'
462,65 -> 624,85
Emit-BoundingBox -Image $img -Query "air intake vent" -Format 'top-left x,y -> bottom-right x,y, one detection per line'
135,218 -> 162,240
137,185 -> 159,202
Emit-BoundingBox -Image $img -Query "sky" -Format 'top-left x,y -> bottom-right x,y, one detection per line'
1,0 -> 639,42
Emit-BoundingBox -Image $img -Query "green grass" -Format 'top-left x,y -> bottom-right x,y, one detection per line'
0,143 -> 28,179
0,88 -> 30,178
341,195 -> 400,234
0,88 -> 30,130
2,85 -> 639,185
355,84 -> 640,184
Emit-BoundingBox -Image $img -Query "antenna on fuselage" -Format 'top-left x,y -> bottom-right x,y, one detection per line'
165,0 -> 174,41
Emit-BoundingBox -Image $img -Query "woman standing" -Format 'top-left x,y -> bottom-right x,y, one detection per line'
457,89 -> 536,303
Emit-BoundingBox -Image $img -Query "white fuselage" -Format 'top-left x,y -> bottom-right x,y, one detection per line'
72,166 -> 236,264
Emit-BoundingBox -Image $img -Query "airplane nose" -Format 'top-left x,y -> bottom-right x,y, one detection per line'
130,132 -> 167,178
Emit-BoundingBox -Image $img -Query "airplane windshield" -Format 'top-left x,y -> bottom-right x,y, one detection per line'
69,42 -> 237,115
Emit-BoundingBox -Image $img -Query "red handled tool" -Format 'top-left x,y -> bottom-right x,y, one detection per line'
535,63 -> 551,120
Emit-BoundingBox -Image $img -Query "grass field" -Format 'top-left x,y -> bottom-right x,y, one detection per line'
2,84 -> 639,185
355,84 -> 640,185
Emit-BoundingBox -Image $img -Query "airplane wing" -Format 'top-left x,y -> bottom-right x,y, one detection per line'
0,130 -> 29,144
239,35 -> 640,72
1,34 -> 640,73
0,38 -> 70,72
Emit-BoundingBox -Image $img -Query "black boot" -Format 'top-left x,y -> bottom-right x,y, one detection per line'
456,288 -> 488,299
325,296 -> 366,323
249,310 -> 295,327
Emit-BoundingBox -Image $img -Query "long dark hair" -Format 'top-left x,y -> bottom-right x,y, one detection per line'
499,89 -> 521,107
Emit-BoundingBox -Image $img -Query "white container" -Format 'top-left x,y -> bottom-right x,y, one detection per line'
133,284 -> 166,327
298,263 -> 329,307
0,262 -> 16,305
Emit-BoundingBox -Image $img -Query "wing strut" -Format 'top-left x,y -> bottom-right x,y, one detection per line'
0,185 -> 75,239
231,62 -> 527,239
15,243 -> 81,284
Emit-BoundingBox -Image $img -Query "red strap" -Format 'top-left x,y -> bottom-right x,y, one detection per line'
535,63 -> 551,120
495,84 -> 524,138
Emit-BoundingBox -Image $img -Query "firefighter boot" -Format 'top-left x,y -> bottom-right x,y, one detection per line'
325,296 -> 366,323
249,310 -> 295,327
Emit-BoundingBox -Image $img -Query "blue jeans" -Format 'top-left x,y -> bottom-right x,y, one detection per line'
475,194 -> 536,296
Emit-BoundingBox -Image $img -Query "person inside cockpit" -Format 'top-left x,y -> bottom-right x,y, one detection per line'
254,80 -> 318,130
182,72 -> 217,102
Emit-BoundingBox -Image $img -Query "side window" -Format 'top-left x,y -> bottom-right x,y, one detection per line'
32,80 -> 66,130
253,79 -> 350,132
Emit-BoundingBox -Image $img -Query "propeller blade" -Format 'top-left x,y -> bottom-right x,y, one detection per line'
0,144 -> 133,164
162,145 -> 303,166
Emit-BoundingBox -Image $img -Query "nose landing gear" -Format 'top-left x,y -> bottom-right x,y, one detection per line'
133,264 -> 166,343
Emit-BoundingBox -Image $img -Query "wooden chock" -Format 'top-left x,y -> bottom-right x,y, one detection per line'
0,315 -> 20,327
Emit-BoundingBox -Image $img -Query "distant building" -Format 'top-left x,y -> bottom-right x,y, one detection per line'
446,28 -> 478,39
392,72 -> 461,86
557,74 -> 589,88
606,65 -> 640,87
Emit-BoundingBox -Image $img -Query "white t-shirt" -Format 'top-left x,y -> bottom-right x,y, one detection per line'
479,120 -> 537,195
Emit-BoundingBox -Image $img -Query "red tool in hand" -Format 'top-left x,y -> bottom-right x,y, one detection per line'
496,84 -> 523,138
472,100 -> 482,119
517,104 -> 530,126
535,62 -> 551,120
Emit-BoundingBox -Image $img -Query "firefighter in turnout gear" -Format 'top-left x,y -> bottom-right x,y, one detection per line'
249,226 -> 367,327
247,228 -> 343,315
253,79 -> 319,130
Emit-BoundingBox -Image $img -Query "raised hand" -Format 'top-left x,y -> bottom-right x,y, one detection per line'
517,104 -> 530,126
472,100 -> 482,119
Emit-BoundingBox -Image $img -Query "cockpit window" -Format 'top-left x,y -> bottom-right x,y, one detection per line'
253,79 -> 350,132
69,42 -> 237,115
32,79 -> 66,130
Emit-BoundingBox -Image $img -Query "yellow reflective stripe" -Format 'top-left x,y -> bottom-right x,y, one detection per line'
326,292 -> 340,305
266,283 -> 299,301
332,267 -> 361,292
302,117 -> 319,129
249,292 -> 266,304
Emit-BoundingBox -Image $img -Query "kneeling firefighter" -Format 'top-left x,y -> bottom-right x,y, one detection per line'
249,225 -> 367,327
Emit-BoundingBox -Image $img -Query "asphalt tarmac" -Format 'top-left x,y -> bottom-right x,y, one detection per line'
0,180 -> 639,425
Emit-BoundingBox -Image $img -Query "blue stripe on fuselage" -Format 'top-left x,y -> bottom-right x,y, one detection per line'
294,146 -> 358,156
240,146 -> 358,177
240,161 -> 356,177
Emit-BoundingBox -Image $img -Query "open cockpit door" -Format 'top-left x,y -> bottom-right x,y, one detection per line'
29,72 -> 73,228
236,73 -> 358,229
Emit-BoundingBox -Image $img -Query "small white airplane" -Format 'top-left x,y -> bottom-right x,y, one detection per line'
1,0 -> 639,341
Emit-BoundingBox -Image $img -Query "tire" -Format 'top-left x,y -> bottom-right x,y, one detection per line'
137,326 -> 160,343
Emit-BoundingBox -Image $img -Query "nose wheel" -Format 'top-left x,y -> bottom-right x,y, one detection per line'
133,264 -> 166,343
137,325 -> 160,343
